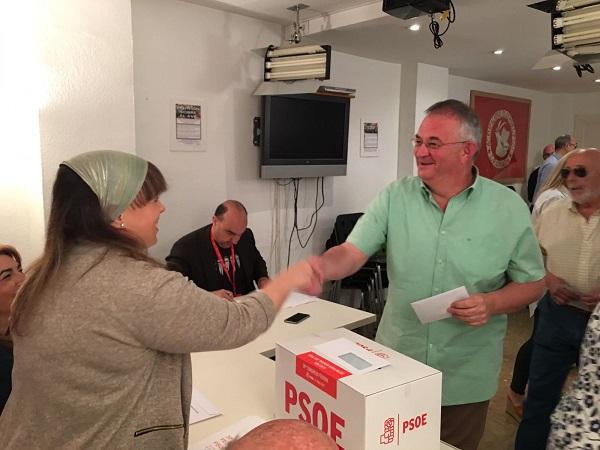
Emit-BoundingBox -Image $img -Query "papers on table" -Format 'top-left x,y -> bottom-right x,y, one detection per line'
190,416 -> 266,450
282,291 -> 318,309
410,286 -> 469,324
189,389 -> 221,425
313,337 -> 390,375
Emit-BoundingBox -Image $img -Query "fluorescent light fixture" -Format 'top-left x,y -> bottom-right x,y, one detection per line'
551,1 -> 600,64
493,49 -> 504,55
557,0 -> 600,11
553,65 -> 562,70
409,23 -> 421,31
264,44 -> 331,82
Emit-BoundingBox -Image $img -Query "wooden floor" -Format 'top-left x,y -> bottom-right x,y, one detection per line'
479,308 -> 533,450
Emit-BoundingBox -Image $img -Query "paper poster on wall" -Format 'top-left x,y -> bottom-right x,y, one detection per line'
360,119 -> 379,157
170,98 -> 205,152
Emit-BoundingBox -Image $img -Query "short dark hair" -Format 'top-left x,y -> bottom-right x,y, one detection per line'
214,200 -> 247,219
426,99 -> 482,155
555,134 -> 572,150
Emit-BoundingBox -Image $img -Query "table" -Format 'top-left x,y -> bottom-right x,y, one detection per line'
187,299 -> 456,449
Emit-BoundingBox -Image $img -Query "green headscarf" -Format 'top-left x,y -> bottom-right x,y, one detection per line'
63,150 -> 148,220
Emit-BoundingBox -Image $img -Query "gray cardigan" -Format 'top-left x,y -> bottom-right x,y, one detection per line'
0,245 -> 276,449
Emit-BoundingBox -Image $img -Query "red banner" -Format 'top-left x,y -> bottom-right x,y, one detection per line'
470,91 -> 531,184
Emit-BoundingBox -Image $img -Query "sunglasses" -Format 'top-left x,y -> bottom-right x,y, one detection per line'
560,166 -> 587,179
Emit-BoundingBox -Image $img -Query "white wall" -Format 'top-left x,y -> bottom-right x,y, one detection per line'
2,0 -> 136,263
132,0 -> 401,273
38,0 -> 137,216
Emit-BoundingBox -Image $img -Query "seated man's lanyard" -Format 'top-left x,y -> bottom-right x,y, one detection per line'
210,225 -> 236,296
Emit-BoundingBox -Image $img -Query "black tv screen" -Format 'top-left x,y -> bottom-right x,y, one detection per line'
260,94 -> 350,178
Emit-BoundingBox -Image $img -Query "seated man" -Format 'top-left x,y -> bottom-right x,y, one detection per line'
166,200 -> 269,300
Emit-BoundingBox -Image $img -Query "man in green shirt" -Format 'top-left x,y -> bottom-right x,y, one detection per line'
316,99 -> 545,450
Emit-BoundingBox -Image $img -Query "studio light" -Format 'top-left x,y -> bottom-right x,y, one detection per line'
264,44 -> 331,81
551,0 -> 600,64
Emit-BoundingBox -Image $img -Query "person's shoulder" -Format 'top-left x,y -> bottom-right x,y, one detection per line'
476,177 -> 529,209
173,224 -> 210,246
540,197 -> 571,218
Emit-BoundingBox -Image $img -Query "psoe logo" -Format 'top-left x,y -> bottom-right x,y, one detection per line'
380,417 -> 395,445
486,109 -> 516,169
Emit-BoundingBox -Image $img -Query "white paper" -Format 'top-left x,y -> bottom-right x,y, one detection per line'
189,389 -> 221,424
410,286 -> 469,324
190,416 -> 266,450
282,291 -> 318,309
313,337 -> 390,375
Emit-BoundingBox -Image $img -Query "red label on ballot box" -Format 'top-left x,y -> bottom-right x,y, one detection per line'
295,351 -> 351,398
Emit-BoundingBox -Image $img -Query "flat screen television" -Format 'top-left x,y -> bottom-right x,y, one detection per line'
260,94 -> 350,178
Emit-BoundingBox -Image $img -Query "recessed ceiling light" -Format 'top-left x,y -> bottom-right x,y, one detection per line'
552,65 -> 562,71
493,49 -> 503,55
409,23 -> 420,31
595,78 -> 600,82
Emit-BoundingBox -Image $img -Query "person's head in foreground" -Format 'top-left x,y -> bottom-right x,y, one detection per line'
227,419 -> 338,450
10,150 -> 167,331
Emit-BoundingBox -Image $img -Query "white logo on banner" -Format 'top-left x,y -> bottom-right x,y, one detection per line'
486,109 -> 516,169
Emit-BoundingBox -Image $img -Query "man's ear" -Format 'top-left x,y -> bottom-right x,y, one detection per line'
464,142 -> 477,160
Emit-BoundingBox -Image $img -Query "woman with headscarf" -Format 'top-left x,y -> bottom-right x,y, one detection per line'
0,243 -> 25,413
0,150 -> 321,449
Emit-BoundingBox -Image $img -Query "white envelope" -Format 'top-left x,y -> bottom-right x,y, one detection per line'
410,286 -> 469,324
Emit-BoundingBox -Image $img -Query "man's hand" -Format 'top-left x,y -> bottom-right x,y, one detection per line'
213,289 -> 234,301
447,294 -> 493,327
580,288 -> 600,308
546,272 -> 579,305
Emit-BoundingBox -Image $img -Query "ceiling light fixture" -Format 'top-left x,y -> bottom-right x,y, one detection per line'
553,65 -> 562,70
595,78 -> 600,81
493,49 -> 504,55
409,23 -> 421,31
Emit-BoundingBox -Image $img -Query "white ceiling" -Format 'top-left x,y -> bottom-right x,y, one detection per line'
185,0 -> 600,94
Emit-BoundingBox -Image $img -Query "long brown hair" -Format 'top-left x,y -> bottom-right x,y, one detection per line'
10,162 -> 167,332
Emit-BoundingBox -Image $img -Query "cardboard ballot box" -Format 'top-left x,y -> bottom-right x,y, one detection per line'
275,328 -> 442,450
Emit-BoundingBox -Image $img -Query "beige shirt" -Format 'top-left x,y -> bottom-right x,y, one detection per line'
535,198 -> 600,311
0,245 -> 276,449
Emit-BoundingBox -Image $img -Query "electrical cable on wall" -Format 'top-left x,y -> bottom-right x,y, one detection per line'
429,0 -> 455,49
286,177 -> 325,267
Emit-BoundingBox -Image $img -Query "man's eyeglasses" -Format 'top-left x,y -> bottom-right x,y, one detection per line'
411,137 -> 470,150
560,166 -> 587,179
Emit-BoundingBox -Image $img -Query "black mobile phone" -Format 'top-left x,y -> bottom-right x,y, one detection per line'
284,312 -> 310,324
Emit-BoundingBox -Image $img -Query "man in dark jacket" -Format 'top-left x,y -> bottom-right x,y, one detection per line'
527,144 -> 554,205
166,200 -> 270,300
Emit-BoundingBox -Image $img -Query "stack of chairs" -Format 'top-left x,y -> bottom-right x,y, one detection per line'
325,213 -> 388,329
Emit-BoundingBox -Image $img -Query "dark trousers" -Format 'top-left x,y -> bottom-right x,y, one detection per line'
514,294 -> 590,450
510,309 -> 539,395
441,401 -> 489,450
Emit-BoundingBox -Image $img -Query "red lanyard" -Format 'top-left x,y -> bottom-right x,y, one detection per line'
210,225 -> 236,296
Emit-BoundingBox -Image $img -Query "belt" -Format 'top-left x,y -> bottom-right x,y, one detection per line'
562,304 -> 592,316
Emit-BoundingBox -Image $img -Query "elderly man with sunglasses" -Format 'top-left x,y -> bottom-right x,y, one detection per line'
314,99 -> 545,450
515,148 -> 600,450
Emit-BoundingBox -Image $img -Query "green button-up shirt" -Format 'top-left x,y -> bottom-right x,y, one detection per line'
348,174 -> 544,405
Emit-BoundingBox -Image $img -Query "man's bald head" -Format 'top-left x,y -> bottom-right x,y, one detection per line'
542,144 -> 554,160
227,419 -> 338,450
